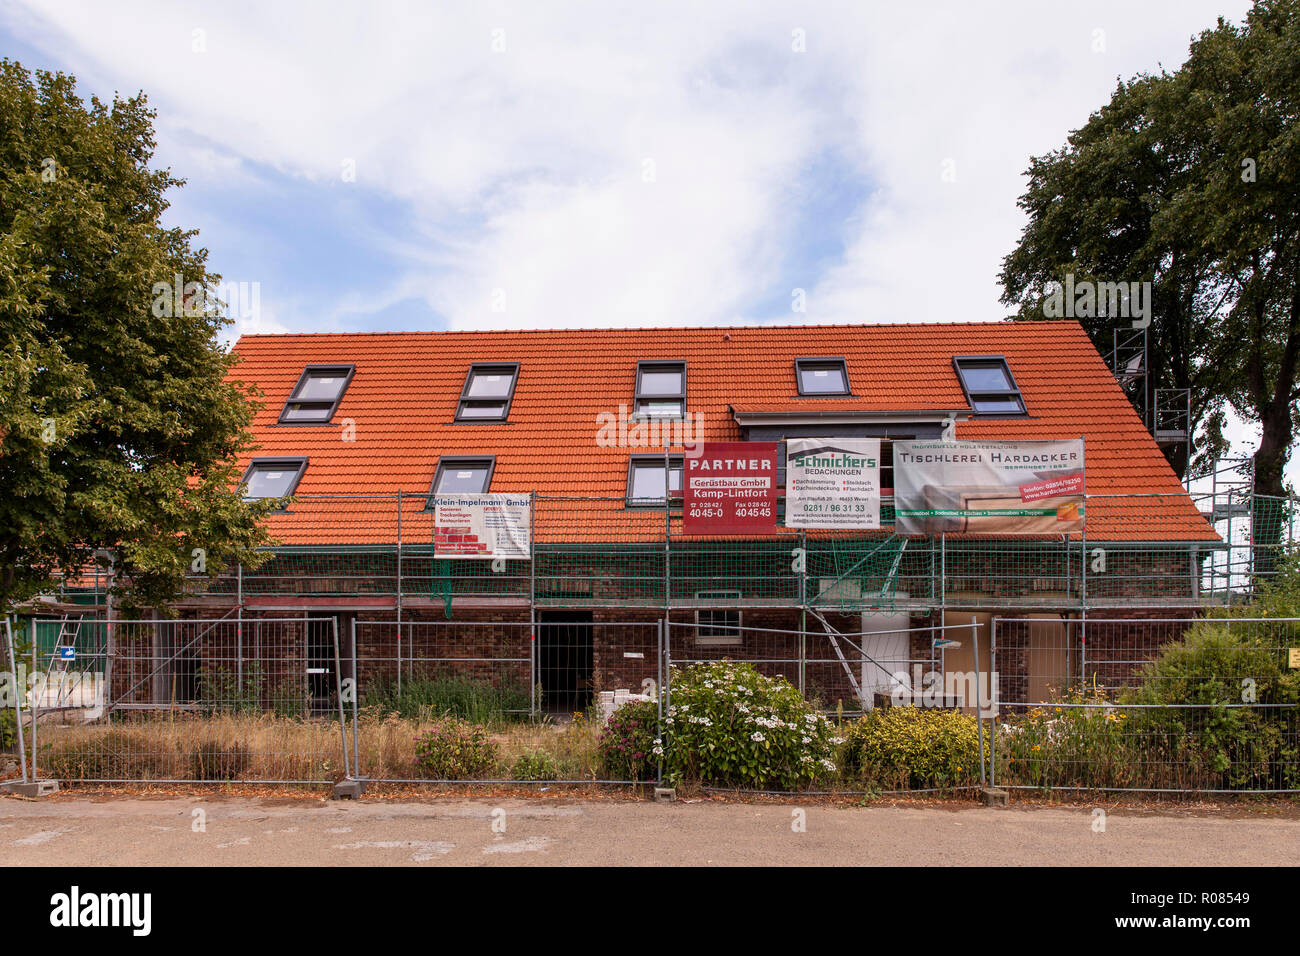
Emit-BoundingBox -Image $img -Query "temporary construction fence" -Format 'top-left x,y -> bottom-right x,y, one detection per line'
5,611 -> 1299,793
989,616 -> 1300,793
33,490 -> 1300,616
3,616 -> 351,785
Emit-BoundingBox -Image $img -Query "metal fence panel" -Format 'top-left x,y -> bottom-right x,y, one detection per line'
17,617 -> 350,784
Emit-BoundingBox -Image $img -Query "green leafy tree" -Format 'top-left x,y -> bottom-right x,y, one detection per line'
1000,0 -> 1300,569
0,61 -> 277,612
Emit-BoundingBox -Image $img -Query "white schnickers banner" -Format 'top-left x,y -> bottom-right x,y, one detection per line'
784,438 -> 882,529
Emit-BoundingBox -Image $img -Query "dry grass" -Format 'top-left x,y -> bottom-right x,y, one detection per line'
35,713 -> 605,782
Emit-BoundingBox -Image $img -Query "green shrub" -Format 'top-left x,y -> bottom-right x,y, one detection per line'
598,699 -> 659,781
1,708 -> 15,751
190,740 -> 250,780
841,706 -> 988,790
662,660 -> 838,790
364,676 -> 529,725
1120,622 -> 1300,789
414,718 -> 499,779
510,749 -> 561,781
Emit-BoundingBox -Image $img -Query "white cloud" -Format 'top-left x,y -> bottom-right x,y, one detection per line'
9,0 -> 1248,329
14,0 -> 1285,474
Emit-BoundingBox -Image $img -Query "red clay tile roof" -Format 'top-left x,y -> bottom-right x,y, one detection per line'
230,321 -> 1216,545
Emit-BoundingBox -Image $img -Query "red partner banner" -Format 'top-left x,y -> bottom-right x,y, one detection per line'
683,441 -> 778,534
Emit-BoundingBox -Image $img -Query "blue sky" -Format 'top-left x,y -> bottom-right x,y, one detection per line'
3,0 -> 1280,484
2,0 -> 1253,337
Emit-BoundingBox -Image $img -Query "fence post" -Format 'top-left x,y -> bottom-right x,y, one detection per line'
331,617 -> 350,779
971,615 -> 986,788
530,490 -> 537,720
663,617 -> 672,781
396,490 -> 403,697
656,618 -> 664,785
989,617 -> 997,788
4,617 -> 28,784
351,616 -> 360,778
799,530 -> 807,696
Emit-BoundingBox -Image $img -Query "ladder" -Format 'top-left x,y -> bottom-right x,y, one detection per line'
42,614 -> 85,709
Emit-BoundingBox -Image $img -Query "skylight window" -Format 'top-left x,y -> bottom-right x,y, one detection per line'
456,364 -> 519,422
795,357 -> 850,396
279,366 -> 353,424
953,356 -> 1026,415
241,459 -> 307,501
634,361 -> 686,418
627,456 -> 683,505
430,456 -> 495,496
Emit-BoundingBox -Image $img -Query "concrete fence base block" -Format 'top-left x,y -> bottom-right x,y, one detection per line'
332,778 -> 367,800
2,779 -> 60,798
653,787 -> 676,803
981,787 -> 1009,807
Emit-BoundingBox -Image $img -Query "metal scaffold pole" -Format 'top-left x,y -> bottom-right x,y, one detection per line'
799,529 -> 807,696
529,490 -> 537,719
396,490 -> 403,698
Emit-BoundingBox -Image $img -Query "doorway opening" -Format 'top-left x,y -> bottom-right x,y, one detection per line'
536,610 -> 593,715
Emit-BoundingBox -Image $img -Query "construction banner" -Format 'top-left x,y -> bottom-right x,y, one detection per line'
785,438 -> 882,529
683,441 -> 778,534
892,440 -> 1085,535
433,493 -> 532,558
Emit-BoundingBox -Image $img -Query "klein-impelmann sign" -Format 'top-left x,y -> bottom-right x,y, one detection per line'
433,493 -> 532,559
683,441 -> 778,534
785,438 -> 882,529
892,439 -> 1086,535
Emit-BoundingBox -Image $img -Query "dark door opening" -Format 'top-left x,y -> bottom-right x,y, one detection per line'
536,610 -> 593,715
306,616 -> 337,718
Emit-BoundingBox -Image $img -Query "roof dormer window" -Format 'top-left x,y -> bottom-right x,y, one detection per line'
241,458 -> 308,502
953,355 -> 1025,415
795,357 -> 850,396
279,366 -> 354,424
634,361 -> 686,418
456,364 -> 519,421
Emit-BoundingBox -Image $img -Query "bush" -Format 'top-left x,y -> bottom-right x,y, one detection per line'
414,718 -> 499,779
190,740 -> 250,780
1,708 -> 15,751
510,749 -> 561,781
1120,621 -> 1300,789
662,661 -> 838,790
841,706 -> 988,790
598,699 -> 659,781
364,676 -> 529,725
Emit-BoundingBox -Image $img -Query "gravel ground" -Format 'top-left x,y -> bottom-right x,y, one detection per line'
3,791 -> 1299,866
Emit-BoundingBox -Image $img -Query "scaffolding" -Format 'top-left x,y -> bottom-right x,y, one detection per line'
1110,327 -> 1148,424
24,488 -> 1278,622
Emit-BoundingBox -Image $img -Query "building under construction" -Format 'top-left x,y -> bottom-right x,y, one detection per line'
18,322 -> 1288,717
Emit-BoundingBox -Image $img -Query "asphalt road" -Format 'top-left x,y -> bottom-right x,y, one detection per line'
4,794 -> 1298,866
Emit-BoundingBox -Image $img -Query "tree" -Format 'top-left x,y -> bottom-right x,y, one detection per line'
1000,0 -> 1300,569
0,61 -> 277,613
